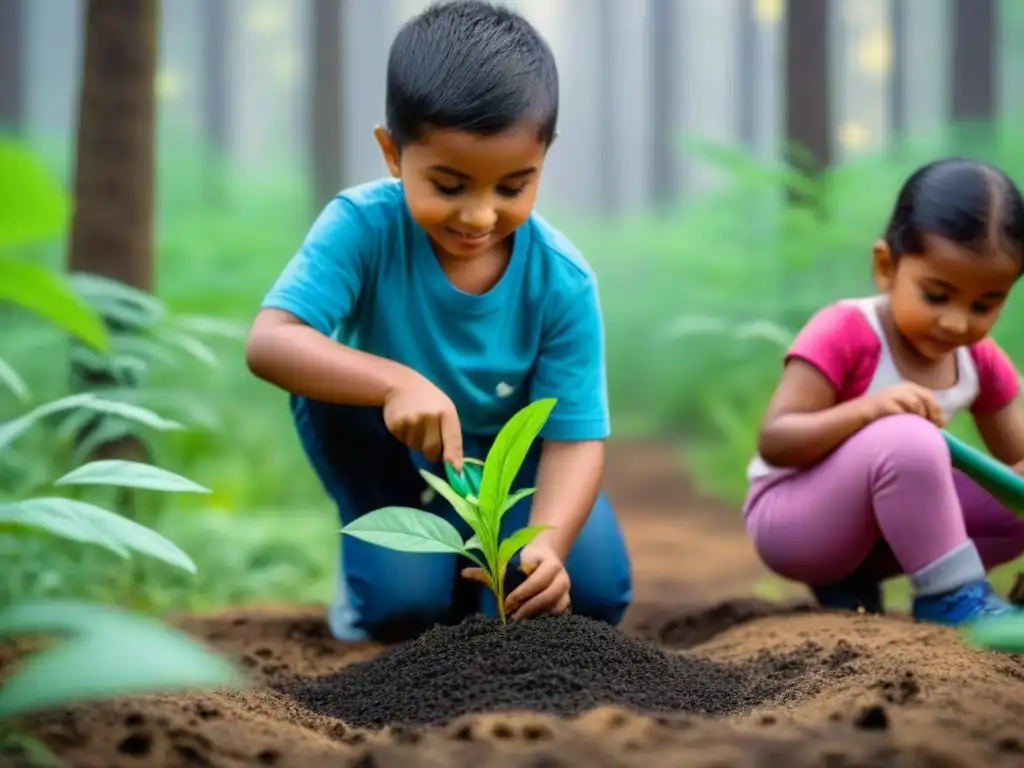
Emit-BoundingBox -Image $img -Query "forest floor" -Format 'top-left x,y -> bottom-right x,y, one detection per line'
7,440 -> 1024,768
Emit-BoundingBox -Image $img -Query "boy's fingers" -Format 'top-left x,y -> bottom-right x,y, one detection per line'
460,567 -> 492,588
420,419 -> 443,462
440,409 -> 464,473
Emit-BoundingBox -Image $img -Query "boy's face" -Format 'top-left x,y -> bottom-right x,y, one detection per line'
375,125 -> 549,261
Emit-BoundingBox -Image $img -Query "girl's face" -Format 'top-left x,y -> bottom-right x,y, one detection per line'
873,234 -> 1019,361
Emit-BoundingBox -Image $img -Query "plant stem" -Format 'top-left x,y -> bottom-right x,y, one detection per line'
496,572 -> 507,624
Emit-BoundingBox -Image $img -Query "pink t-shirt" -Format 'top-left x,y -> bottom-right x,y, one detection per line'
786,301 -> 1020,415
745,298 -> 1022,488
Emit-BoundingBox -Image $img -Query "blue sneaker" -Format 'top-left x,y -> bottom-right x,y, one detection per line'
912,579 -> 1018,626
812,578 -> 884,615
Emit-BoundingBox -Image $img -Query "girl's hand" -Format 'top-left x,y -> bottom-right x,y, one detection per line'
861,382 -> 947,428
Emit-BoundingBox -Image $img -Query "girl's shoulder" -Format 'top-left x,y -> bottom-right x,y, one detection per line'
793,298 -> 882,354
785,299 -> 883,398
967,336 -> 1021,414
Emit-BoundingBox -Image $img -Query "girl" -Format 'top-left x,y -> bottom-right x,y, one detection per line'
745,157 -> 1024,626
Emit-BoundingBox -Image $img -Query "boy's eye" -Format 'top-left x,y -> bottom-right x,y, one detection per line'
497,185 -> 526,198
432,180 -> 464,196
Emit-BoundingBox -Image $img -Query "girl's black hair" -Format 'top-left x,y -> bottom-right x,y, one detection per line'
385,0 -> 558,149
884,157 -> 1024,273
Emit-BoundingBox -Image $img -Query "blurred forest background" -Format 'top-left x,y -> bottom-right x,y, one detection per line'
2,0 -> 1024,614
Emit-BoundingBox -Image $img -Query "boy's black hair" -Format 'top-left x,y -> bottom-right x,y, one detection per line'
884,157 -> 1024,275
384,0 -> 558,149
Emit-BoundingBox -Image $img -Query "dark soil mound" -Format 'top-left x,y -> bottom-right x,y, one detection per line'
277,613 -> 818,729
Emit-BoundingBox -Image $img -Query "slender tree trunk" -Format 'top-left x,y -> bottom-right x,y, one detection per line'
950,0 -> 996,136
0,0 -> 25,132
736,0 -> 759,150
889,0 -> 907,141
310,0 -> 343,212
201,0 -> 229,204
649,0 -> 676,210
784,0 -> 831,209
66,0 -> 159,463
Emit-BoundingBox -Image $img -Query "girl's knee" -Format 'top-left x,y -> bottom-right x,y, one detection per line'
857,413 -> 950,472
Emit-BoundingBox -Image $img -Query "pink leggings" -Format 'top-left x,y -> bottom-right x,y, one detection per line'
744,413 -> 1024,586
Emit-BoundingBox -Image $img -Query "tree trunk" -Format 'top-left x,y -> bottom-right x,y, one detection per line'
889,0 -> 907,141
950,0 -> 996,133
0,0 -> 25,132
310,0 -> 343,212
66,0 -> 159,463
201,0 -> 229,204
648,0 -> 676,210
784,0 -> 831,209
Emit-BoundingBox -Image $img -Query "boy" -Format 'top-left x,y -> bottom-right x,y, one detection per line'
246,0 -> 632,643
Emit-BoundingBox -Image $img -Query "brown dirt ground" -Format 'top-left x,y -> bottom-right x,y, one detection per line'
6,440 -> 1024,768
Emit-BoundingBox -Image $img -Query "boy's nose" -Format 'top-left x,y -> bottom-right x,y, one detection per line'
459,205 -> 497,231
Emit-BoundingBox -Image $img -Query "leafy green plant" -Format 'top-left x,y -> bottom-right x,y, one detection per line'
0,138 -> 243,763
340,397 -> 557,623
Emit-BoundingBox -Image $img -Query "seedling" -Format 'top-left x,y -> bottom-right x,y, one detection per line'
340,397 -> 557,623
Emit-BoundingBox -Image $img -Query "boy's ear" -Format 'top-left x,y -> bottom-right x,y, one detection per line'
872,239 -> 896,292
374,126 -> 401,178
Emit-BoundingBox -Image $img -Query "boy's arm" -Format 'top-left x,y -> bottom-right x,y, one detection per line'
527,438 -> 604,560
247,309 -> 415,406
500,274 -> 608,619
525,274 -> 610,553
246,196 -> 419,406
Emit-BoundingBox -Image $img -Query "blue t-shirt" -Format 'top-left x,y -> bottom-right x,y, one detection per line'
261,178 -> 609,442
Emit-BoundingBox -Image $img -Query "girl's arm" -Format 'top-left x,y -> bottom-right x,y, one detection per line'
973,398 -> 1024,469
757,359 -> 875,468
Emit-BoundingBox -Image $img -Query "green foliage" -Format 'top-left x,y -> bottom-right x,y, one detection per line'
340,398 -> 557,623
0,139 -> 243,756
0,600 -> 241,719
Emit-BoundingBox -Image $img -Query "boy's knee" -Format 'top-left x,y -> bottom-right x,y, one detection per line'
334,545 -> 462,643
568,550 -> 632,626
344,578 -> 456,644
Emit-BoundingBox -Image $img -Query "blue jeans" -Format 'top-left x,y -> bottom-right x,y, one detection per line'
293,395 -> 633,642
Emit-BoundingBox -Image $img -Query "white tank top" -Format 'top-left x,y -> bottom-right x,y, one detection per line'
746,297 -> 979,483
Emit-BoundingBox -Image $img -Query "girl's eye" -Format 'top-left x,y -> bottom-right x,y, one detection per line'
432,181 -> 463,196
922,292 -> 948,305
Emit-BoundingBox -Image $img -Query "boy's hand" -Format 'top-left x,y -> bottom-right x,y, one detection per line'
383,372 -> 463,469
504,541 -> 571,620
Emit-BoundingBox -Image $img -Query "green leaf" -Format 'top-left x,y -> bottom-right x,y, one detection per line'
0,393 -> 183,454
0,599 -> 243,717
171,313 -> 249,342
419,469 -> 478,527
53,459 -> 211,494
68,271 -> 166,321
0,498 -> 130,558
0,353 -> 30,403
464,533 -> 482,552
340,506 -> 466,554
498,487 -> 537,523
966,613 -> 1024,653
498,524 -> 551,572
478,398 -> 556,516
0,498 -> 198,573
0,255 -> 109,351
0,138 -> 70,250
